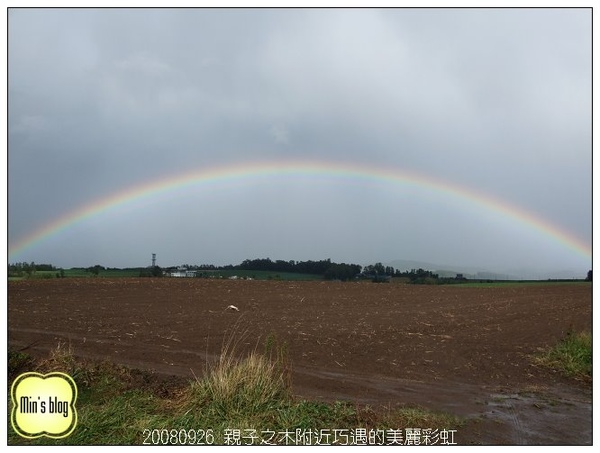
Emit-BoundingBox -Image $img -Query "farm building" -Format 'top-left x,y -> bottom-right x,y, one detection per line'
168,268 -> 197,278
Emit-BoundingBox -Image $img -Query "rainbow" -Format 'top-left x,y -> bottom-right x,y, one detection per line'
9,159 -> 591,262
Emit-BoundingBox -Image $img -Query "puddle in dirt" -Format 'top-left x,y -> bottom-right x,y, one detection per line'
478,390 -> 592,445
291,366 -> 592,446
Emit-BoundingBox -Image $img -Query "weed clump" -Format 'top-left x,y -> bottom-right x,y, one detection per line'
178,330 -> 292,426
8,349 -> 34,382
535,330 -> 591,380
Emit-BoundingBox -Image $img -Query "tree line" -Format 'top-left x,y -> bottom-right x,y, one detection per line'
8,262 -> 60,278
173,258 -> 362,281
188,258 -> 440,283
235,258 -> 361,281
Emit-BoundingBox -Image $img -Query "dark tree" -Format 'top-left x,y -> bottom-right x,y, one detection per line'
364,262 -> 386,275
324,263 -> 362,281
88,264 -> 105,276
151,266 -> 163,277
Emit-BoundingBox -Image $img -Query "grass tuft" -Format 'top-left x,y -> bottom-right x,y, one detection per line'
534,330 -> 591,380
176,327 -> 292,433
37,341 -> 77,373
183,351 -> 291,417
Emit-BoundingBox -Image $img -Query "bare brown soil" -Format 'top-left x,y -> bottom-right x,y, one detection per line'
7,278 -> 592,445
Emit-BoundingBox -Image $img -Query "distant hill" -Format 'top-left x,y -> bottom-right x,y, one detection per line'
384,259 -> 585,281
385,260 -> 488,278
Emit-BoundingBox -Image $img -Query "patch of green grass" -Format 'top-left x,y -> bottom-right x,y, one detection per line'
8,349 -> 34,382
456,280 -> 589,288
8,339 -> 464,446
61,268 -> 144,278
534,330 -> 592,380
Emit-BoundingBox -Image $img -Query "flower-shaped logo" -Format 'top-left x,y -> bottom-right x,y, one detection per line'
11,372 -> 78,439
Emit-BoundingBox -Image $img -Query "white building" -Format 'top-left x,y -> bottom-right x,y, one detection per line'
169,268 -> 197,278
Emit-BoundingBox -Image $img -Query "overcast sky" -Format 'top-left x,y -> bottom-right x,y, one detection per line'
7,7 -> 592,277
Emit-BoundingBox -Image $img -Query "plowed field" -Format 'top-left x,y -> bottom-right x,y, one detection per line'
8,278 -> 592,445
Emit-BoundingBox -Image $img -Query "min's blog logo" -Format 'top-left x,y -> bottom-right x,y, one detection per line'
11,372 -> 78,439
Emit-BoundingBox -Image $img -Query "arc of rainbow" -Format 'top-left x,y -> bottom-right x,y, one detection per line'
8,159 -> 591,262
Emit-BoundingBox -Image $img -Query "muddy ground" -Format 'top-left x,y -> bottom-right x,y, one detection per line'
7,278 -> 592,445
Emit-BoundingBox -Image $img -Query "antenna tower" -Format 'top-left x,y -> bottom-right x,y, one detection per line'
152,253 -> 156,267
